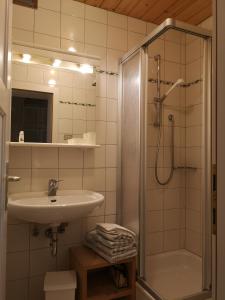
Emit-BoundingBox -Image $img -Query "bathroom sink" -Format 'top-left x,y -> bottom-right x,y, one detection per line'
8,190 -> 104,225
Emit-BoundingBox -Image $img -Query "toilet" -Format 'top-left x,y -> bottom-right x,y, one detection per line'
44,271 -> 77,300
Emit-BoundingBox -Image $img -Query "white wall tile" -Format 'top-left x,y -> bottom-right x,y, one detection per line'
58,169 -> 83,190
61,0 -> 85,18
128,31 -> 145,49
85,20 -> 107,47
164,230 -> 180,251
85,5 -> 107,24
107,11 -> 127,29
8,169 -> 31,194
128,17 -> 147,34
12,28 -> 33,43
106,122 -> 117,145
27,66 -> 44,84
7,279 -> 29,300
34,33 -> 60,48
106,168 -> 116,191
13,5 -> 34,31
7,224 -> 29,252
7,251 -> 29,280
61,15 -> 85,42
38,0 -> 60,11
107,74 -> 118,99
84,146 -> 105,168
96,121 -> 106,144
83,168 -> 106,191
105,214 -> 117,223
61,39 -> 85,53
9,147 -> 31,169
96,97 -> 106,121
32,147 -> 58,168
28,276 -> 45,300
147,22 -> 157,34
106,49 -> 123,73
59,148 -> 83,168
147,211 -> 163,233
147,232 -> 163,255
85,44 -> 107,69
106,145 -> 117,167
105,191 -> 116,215
30,249 -> 56,276
58,220 -> 83,245
35,8 -> 60,37
107,26 -> 127,51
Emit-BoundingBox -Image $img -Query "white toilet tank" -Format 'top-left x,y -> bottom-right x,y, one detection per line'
44,271 -> 77,300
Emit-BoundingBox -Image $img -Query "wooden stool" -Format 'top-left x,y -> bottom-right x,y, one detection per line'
70,246 -> 136,300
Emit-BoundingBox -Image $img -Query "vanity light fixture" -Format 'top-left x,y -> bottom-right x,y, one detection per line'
52,59 -> 62,68
68,46 -> 77,53
79,64 -> 93,74
22,53 -> 31,63
48,79 -> 56,87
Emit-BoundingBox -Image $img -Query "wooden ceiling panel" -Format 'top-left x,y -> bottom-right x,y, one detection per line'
112,0 -> 140,15
75,0 -> 212,25
153,0 -> 194,24
127,0 -> 158,19
175,0 -> 212,22
100,0 -> 121,10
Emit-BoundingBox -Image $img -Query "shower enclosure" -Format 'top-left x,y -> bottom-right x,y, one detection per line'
118,19 -> 212,300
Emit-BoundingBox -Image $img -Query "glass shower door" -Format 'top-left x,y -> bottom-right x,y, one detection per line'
119,48 -> 147,277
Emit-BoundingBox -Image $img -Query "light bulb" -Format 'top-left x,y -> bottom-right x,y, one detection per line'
48,79 -> 56,87
22,53 -> 31,63
52,59 -> 62,68
79,64 -> 93,74
68,46 -> 76,53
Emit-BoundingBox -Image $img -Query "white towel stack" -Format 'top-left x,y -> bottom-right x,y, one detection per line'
85,223 -> 137,263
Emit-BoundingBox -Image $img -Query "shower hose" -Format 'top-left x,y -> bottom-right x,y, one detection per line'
154,114 -> 175,185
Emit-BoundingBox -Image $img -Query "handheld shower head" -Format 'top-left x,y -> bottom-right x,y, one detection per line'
161,78 -> 184,102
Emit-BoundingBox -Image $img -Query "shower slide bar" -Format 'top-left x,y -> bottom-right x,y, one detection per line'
148,78 -> 202,88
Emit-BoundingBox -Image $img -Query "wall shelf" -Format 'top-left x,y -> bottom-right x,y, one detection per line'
9,142 -> 100,148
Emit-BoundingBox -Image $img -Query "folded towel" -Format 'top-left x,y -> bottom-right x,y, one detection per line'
85,239 -> 137,263
92,230 -> 135,249
87,230 -> 136,255
96,223 -> 136,242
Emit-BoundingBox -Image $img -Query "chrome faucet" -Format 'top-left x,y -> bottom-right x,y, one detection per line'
48,179 -> 63,196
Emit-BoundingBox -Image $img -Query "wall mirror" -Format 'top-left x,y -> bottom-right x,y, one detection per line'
11,43 -> 100,145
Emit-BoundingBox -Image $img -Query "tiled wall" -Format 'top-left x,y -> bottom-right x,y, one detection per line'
146,19 -> 212,257
8,1 -> 156,300
146,29 -> 186,255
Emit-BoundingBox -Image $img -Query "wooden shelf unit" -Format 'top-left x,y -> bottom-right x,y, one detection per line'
70,246 -> 136,300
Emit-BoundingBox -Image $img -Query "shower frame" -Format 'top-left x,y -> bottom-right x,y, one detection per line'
117,18 -> 212,300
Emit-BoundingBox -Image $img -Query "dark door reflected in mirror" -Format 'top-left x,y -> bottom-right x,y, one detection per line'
11,89 -> 53,143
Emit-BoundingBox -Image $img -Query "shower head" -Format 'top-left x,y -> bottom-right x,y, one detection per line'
161,78 -> 184,102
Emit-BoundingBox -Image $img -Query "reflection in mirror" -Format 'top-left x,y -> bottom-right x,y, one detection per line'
11,89 -> 53,143
11,45 -> 99,144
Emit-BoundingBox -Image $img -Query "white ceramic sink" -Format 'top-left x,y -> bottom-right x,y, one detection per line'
8,190 -> 104,225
